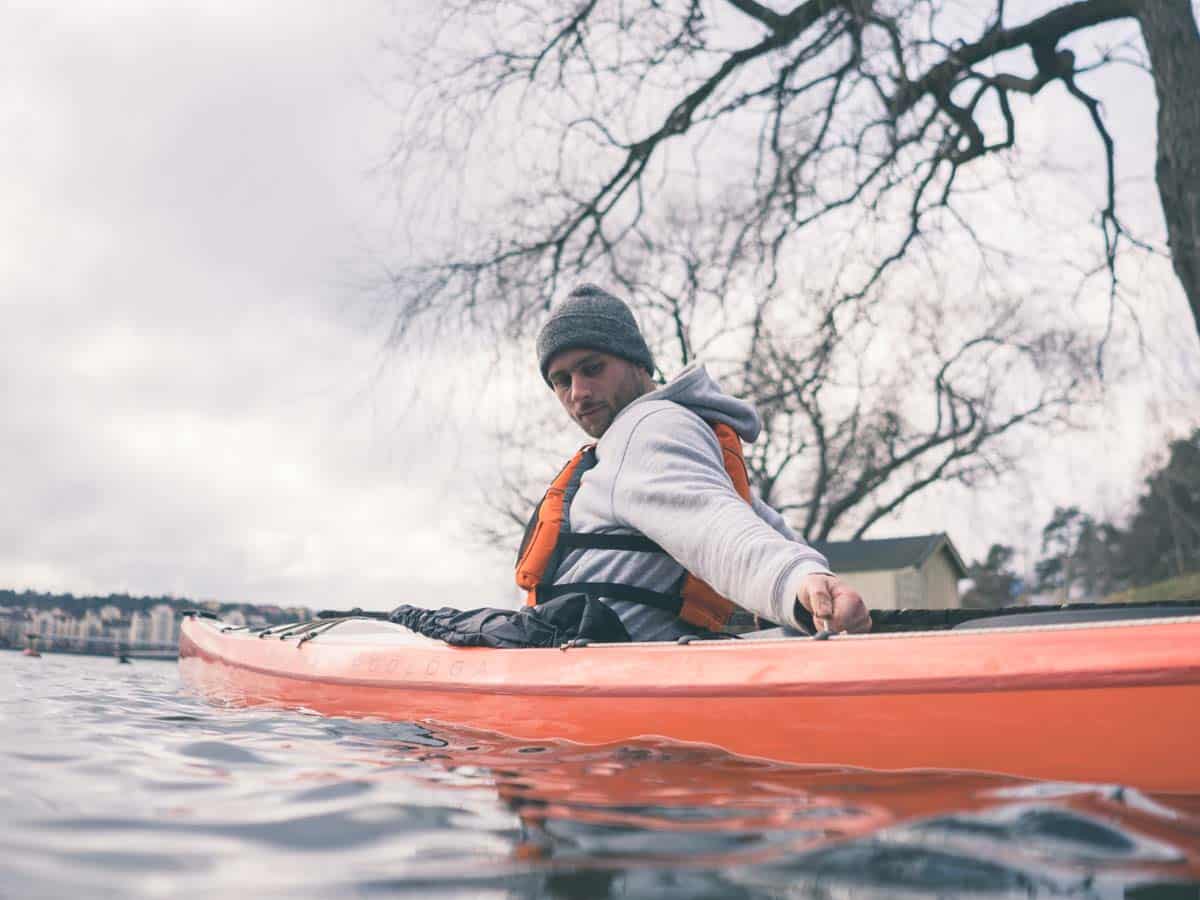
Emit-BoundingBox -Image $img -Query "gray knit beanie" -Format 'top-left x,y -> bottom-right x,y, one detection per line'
536,284 -> 656,383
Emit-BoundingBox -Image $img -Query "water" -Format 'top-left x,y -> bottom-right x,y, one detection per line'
2,651 -> 1197,899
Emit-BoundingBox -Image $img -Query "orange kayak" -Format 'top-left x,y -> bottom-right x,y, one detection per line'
179,610 -> 1200,793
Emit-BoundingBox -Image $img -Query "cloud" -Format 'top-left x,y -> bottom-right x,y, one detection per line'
0,1 -> 515,611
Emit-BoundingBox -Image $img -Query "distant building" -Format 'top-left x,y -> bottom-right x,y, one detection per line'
0,606 -> 24,644
811,533 -> 967,610
77,610 -> 104,640
31,608 -> 70,639
128,611 -> 149,643
148,604 -> 178,644
0,592 -> 301,648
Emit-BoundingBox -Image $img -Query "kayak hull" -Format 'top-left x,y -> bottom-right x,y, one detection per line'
179,615 -> 1200,792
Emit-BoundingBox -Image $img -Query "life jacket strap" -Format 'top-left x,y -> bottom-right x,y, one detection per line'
535,582 -> 683,616
557,533 -> 663,552
517,420 -> 755,633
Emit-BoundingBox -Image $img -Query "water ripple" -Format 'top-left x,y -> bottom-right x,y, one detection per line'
1,651 -> 1198,899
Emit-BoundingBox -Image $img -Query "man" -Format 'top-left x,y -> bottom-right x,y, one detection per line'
522,283 -> 871,641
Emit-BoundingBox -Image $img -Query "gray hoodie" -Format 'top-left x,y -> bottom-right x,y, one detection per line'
553,363 -> 831,640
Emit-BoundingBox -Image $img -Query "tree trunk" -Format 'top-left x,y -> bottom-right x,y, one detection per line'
1132,0 -> 1200,340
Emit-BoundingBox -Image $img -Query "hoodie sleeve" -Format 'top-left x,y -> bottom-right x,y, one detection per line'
751,493 -> 799,541
608,404 -> 830,630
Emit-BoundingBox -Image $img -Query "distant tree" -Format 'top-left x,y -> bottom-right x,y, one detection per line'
1026,430 -> 1199,600
1071,516 -> 1124,599
1035,505 -> 1123,600
962,543 -> 1020,608
1119,428 -> 1200,584
1035,505 -> 1089,600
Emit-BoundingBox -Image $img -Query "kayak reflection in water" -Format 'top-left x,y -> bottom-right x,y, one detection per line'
392,284 -> 871,647
370,724 -> 1200,898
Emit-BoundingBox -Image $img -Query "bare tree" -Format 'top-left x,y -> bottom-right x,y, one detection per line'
470,258 -> 1095,545
378,0 -> 1181,542
735,293 -> 1093,540
387,0 -> 1200,341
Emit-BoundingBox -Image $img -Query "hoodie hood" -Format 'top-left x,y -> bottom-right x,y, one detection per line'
641,362 -> 761,442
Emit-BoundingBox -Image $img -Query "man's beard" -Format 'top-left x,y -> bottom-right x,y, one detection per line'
575,403 -> 614,437
572,368 -> 649,438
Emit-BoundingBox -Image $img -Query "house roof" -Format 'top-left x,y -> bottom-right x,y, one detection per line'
810,533 -> 967,577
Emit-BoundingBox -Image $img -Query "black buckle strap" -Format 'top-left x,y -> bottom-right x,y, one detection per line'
536,582 -> 683,615
557,533 -> 663,552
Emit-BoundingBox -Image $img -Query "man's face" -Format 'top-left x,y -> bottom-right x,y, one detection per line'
546,349 -> 652,438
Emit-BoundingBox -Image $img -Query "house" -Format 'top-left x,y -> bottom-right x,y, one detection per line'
811,533 -> 967,610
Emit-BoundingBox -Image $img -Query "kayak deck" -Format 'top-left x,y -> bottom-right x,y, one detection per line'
179,612 -> 1200,792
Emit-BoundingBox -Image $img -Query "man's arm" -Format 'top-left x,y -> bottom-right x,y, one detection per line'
608,405 -> 869,631
751,493 -> 799,541
751,494 -> 872,632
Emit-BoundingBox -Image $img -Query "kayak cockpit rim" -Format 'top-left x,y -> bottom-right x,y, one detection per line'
182,607 -> 1200,648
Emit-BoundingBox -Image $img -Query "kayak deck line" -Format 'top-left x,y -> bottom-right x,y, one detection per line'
204,609 -> 1200,645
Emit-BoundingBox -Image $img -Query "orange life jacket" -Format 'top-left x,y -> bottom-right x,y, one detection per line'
514,421 -> 756,632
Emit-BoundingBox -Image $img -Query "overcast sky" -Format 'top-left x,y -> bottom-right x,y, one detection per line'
1,2 -> 519,610
2,2 -> 1198,613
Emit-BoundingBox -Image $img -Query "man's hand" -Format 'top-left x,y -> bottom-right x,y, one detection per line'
796,574 -> 872,634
